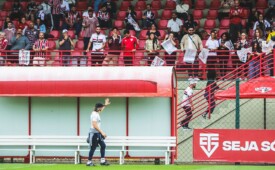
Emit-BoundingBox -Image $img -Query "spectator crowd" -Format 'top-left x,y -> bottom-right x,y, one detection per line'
0,0 -> 274,78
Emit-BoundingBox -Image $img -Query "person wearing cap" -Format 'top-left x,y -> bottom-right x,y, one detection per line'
181,80 -> 197,129
87,98 -> 111,166
59,29 -> 75,66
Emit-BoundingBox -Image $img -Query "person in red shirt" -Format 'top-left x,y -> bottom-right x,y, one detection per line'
121,29 -> 138,66
0,32 -> 8,66
17,17 -> 29,32
229,0 -> 243,43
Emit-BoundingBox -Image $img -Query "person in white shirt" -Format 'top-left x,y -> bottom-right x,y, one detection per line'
86,98 -> 111,166
167,12 -> 183,40
86,26 -> 106,66
205,30 -> 219,69
181,80 -> 197,129
60,0 -> 70,14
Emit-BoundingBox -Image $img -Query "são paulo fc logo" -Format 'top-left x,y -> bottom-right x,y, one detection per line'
199,133 -> 219,158
255,87 -> 272,93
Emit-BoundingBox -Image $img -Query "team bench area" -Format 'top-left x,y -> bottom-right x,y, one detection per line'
0,136 -> 176,165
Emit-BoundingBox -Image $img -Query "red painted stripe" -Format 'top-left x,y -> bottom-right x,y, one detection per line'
0,80 -> 157,96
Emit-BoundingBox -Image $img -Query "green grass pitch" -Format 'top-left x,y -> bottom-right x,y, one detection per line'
0,164 -> 275,170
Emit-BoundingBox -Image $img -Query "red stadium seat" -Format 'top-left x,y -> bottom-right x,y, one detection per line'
21,2 -> 28,11
67,30 -> 75,39
151,1 -> 162,10
134,1 -> 146,11
113,20 -> 125,29
129,30 -> 136,36
248,29 -> 254,38
158,30 -> 166,40
71,51 -> 83,59
242,8 -> 250,19
78,31 -> 85,40
139,30 -> 148,39
182,0 -> 192,6
2,2 -> 13,11
158,19 -> 168,30
217,29 -> 228,38
120,1 -> 131,11
161,10 -> 172,20
204,19 -> 216,29
194,0 -> 206,10
193,10 -> 203,20
48,30 -> 60,40
12,20 -> 19,28
0,20 -> 3,29
137,40 -> 146,49
117,11 -> 126,20
75,40 -> 84,50
256,0 -> 268,9
76,1 -> 87,11
256,8 -> 265,15
0,11 -> 9,20
135,11 -> 143,20
194,20 -> 200,28
207,10 -> 218,20
202,40 -> 207,47
48,40 -> 56,50
219,19 -> 230,29
241,19 -> 246,28
108,30 -> 121,36
209,0 -> 221,10
164,1 -> 176,10
152,10 -> 158,19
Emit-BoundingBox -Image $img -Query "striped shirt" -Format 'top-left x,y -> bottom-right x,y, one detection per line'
0,38 -> 8,56
82,17 -> 99,38
97,11 -> 110,21
67,11 -> 81,25
33,39 -> 49,57
4,28 -> 16,45
49,0 -> 62,15
90,33 -> 106,54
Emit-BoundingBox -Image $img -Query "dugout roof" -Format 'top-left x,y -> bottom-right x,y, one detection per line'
0,67 -> 176,97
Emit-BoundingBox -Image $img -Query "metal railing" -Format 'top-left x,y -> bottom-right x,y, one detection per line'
177,52 -> 274,129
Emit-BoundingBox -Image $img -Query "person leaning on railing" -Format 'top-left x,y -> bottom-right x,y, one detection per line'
103,27 -> 121,66
163,32 -> 178,66
10,29 -> 31,65
205,30 -> 219,70
59,29 -> 75,66
32,32 -> 49,66
217,32 -> 231,77
145,32 -> 160,65
180,25 -> 203,80
247,41 -> 262,79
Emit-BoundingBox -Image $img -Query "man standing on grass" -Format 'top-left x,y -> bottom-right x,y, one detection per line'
87,98 -> 111,166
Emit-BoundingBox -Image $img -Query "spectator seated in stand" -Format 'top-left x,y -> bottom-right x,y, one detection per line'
97,5 -> 112,28
141,4 -> 156,29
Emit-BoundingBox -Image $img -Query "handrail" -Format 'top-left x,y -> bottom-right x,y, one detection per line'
177,52 -> 273,129
1,49 -> 272,80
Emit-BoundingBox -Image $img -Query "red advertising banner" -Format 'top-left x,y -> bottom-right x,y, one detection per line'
193,129 -> 275,163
